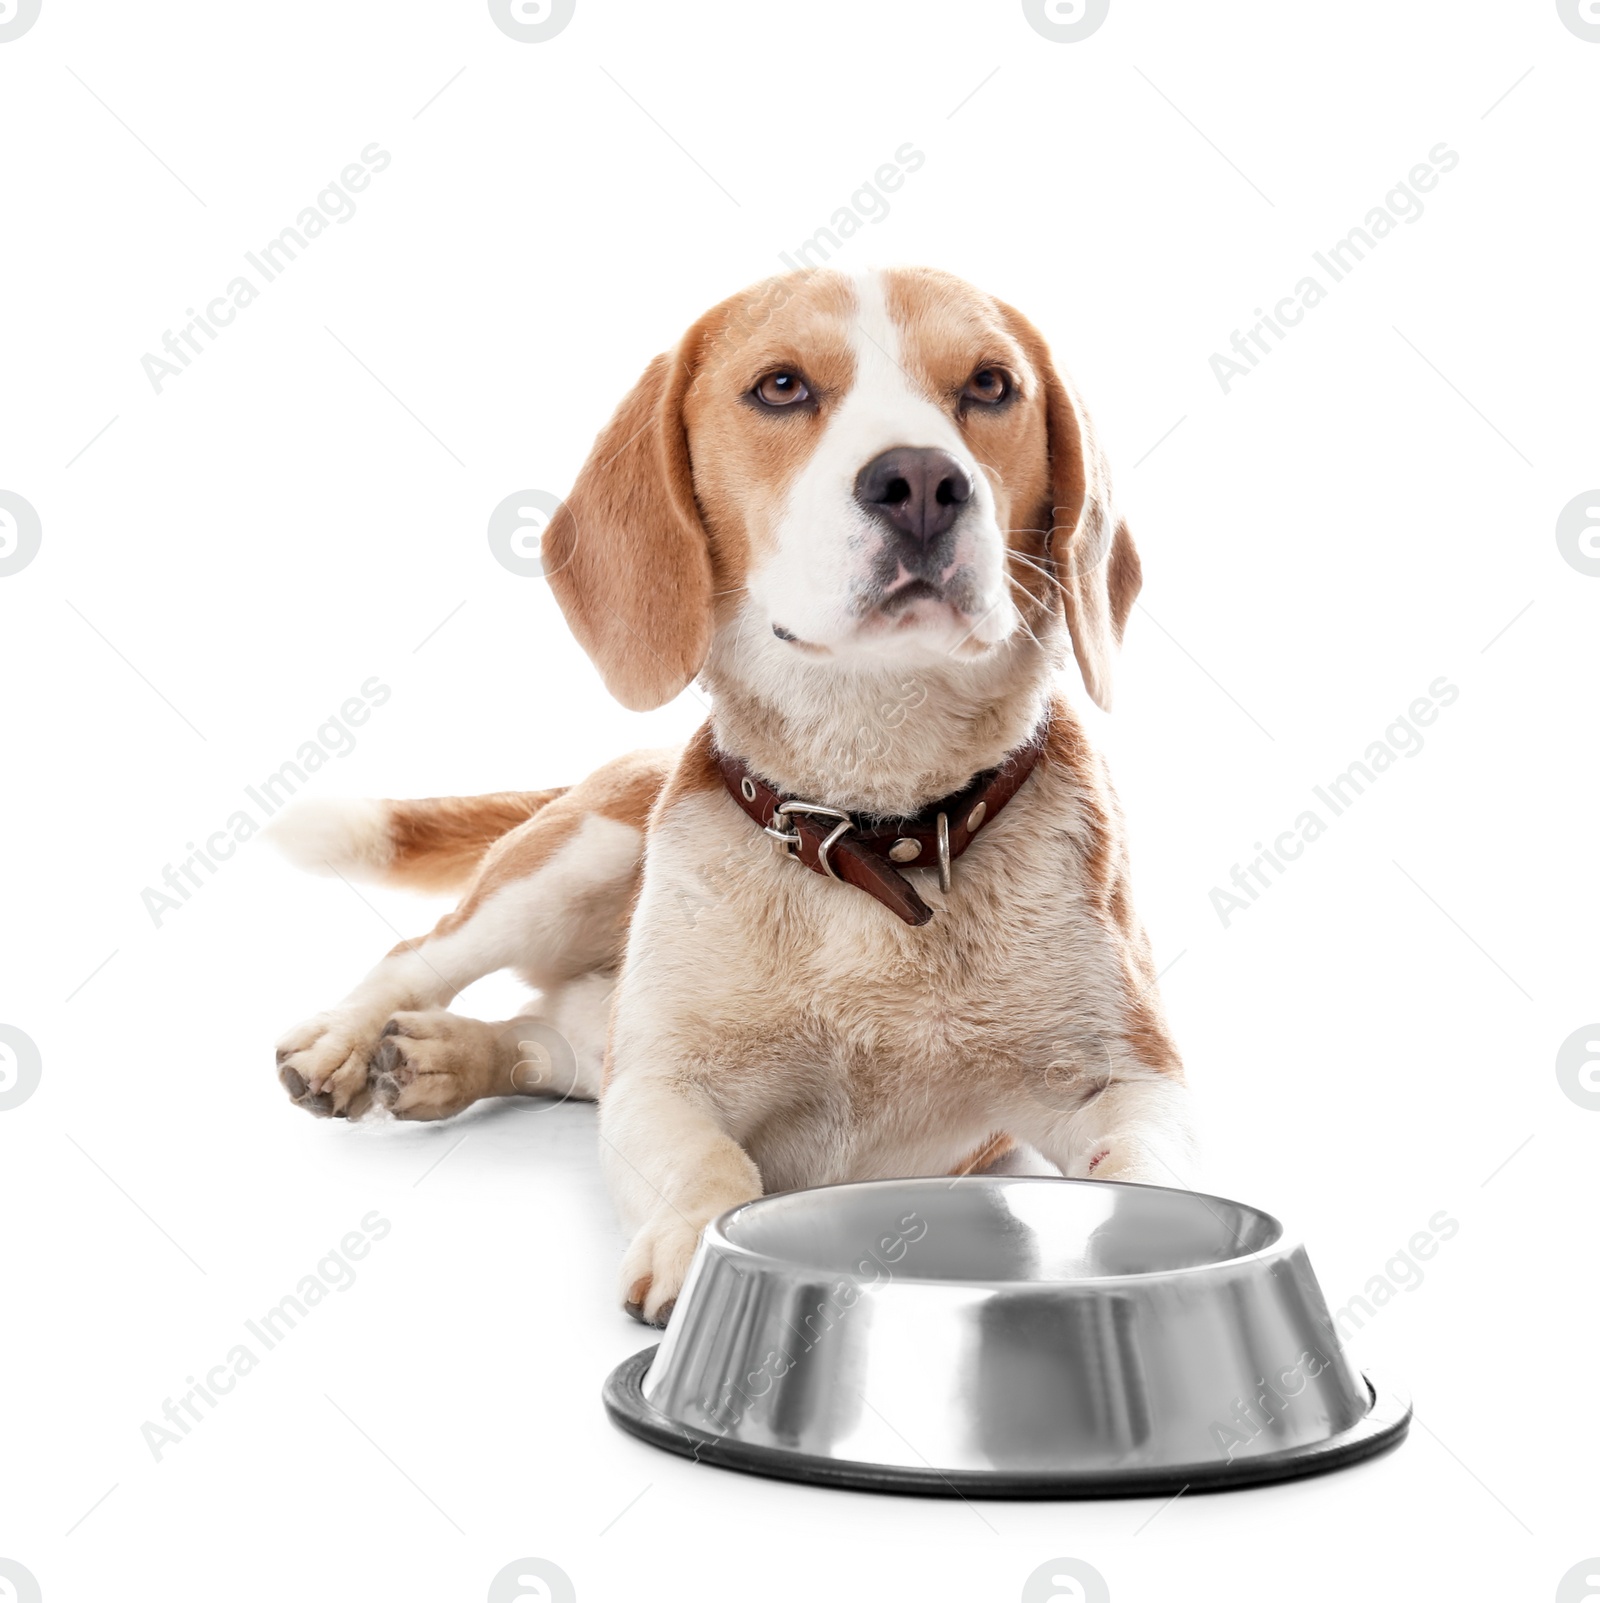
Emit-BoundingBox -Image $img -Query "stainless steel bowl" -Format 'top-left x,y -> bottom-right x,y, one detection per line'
604,1176 -> 1408,1496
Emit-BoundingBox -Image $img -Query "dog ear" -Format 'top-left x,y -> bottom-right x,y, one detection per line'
543,347 -> 712,712
1000,303 -> 1142,712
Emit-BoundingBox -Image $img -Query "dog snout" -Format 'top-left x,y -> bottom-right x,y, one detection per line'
854,447 -> 972,548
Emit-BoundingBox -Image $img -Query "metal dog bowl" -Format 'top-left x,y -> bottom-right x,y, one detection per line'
604,1177 -> 1408,1496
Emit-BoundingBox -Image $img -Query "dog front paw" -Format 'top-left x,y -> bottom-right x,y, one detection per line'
619,1209 -> 712,1327
275,1009 -> 385,1118
1076,1132 -> 1196,1189
368,1011 -> 499,1121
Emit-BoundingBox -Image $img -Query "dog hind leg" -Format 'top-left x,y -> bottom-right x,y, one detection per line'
368,973 -> 615,1121
272,756 -> 666,1117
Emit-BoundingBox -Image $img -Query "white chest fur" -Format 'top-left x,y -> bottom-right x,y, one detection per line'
611,761 -> 1136,1188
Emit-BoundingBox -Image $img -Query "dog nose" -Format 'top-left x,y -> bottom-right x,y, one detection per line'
854,447 -> 972,546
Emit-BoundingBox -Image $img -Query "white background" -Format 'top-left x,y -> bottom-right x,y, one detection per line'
2,1 -> 1596,1599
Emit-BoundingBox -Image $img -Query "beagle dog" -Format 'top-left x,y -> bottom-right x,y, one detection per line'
269,266 -> 1197,1324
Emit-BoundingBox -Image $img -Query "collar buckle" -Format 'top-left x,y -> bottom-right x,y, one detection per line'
763,799 -> 854,880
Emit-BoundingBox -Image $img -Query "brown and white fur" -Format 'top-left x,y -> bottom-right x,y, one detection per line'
268,267 -> 1197,1325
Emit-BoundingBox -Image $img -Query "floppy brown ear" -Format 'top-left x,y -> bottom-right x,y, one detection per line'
1001,304 -> 1142,712
543,348 -> 712,711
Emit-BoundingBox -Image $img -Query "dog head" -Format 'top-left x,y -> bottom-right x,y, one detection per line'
544,267 -> 1140,713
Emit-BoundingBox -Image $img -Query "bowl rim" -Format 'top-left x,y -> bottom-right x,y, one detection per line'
604,1348 -> 1410,1499
703,1174 -> 1293,1290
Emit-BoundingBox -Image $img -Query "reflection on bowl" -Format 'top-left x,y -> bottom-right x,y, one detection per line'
604,1176 -> 1409,1497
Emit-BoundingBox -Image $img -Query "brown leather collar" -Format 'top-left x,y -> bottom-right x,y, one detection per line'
714,717 -> 1049,926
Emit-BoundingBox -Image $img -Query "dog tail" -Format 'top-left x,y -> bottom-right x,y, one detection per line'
265,789 -> 568,896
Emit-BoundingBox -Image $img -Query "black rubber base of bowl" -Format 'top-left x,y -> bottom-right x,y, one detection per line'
603,1346 -> 1410,1499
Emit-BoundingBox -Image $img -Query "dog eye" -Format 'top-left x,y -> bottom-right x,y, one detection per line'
962,368 -> 1011,406
752,371 -> 811,408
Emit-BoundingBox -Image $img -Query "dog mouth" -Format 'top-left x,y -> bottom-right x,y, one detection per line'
770,591 -> 989,657
875,577 -> 946,616
859,564 -> 988,635
768,564 -> 1000,654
